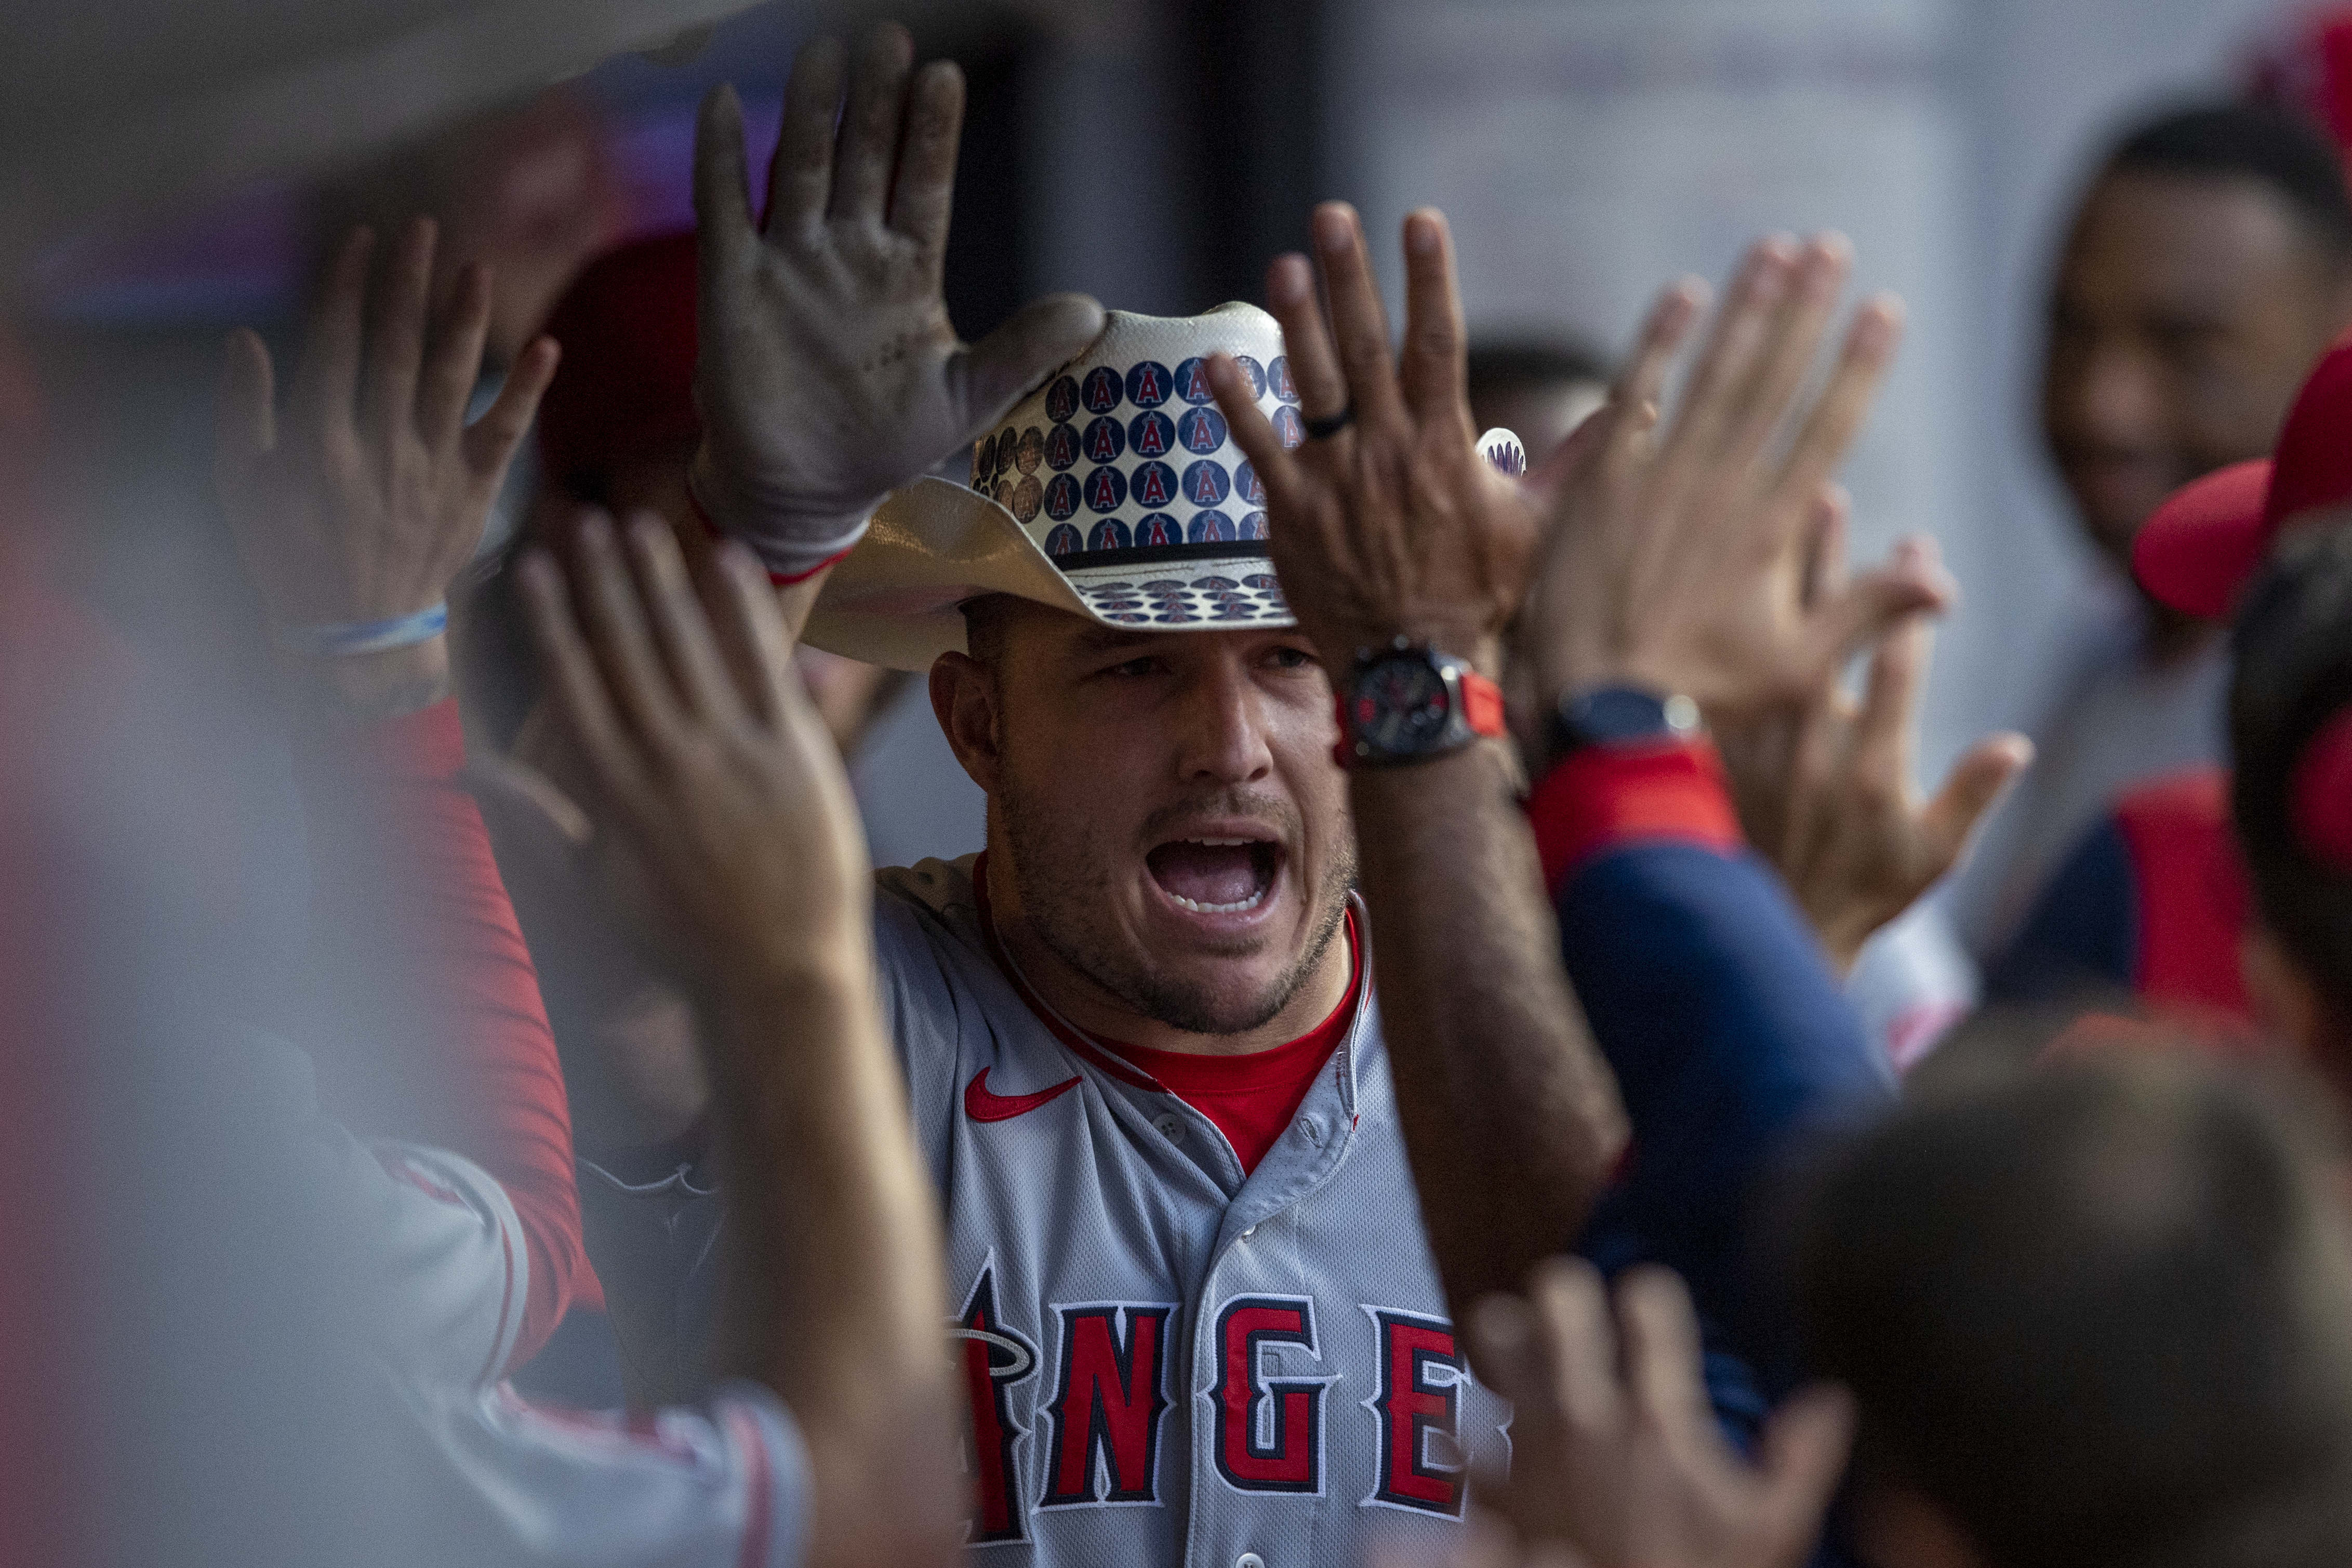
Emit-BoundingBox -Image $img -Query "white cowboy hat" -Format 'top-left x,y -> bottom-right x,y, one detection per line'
802,301 -> 1311,671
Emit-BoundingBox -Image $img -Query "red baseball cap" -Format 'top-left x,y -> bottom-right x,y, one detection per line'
534,230 -> 700,491
2134,330 -> 2352,620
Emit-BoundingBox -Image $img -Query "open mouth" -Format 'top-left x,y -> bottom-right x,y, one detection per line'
1146,836 -> 1282,915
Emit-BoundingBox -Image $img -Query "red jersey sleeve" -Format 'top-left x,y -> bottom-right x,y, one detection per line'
293,698 -> 591,1367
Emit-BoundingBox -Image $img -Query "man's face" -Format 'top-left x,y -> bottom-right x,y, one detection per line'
2042,169 -> 2348,576
976,604 -> 1354,1038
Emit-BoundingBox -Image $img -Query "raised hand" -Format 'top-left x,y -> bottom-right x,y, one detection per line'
516,513 -> 872,993
1210,202 -> 1536,668
1526,236 -> 1947,751
1469,1260 -> 1854,1568
1716,500 -> 2031,971
216,218 -> 556,639
688,24 -> 1105,576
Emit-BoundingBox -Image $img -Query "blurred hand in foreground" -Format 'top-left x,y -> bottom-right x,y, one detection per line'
1465,1259 -> 1854,1568
688,23 -> 1104,568
1525,235 -> 1946,760
1715,497 -> 2031,972
516,513 -> 871,995
1211,201 -> 1536,669
216,218 -> 555,636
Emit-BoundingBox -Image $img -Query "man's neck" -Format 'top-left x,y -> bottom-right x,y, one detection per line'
980,851 -> 1354,1059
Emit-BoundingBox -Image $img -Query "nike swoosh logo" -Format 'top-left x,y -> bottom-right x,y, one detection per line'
965,1068 -> 1082,1123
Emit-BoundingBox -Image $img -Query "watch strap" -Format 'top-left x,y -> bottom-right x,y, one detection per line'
1333,645 -> 1507,768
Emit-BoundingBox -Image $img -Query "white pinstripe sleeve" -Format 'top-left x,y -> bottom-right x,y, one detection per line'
334,1133 -> 808,1567
396,1378 -> 810,1568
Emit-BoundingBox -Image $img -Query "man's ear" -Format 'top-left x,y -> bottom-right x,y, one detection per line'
931,650 -> 1003,796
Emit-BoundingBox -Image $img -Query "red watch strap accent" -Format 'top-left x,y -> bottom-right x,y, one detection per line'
1459,669 -> 1505,738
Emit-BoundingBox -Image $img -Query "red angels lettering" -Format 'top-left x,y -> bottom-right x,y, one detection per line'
1364,1308 -> 1466,1515
953,1270 -> 1036,1543
1041,1304 -> 1173,1507
1213,1296 -> 1326,1494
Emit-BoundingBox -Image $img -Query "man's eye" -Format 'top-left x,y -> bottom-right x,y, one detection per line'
1266,646 -> 1317,671
1107,657 -> 1161,677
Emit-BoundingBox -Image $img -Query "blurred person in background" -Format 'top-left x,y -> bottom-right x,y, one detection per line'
1948,101 -> 2352,976
1461,1049 -> 2352,1568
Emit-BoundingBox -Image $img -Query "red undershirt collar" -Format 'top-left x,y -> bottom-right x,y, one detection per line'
971,851 -> 1364,1171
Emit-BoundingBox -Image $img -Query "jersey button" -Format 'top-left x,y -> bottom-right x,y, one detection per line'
1237,1554 -> 1266,1568
1152,1112 -> 1185,1144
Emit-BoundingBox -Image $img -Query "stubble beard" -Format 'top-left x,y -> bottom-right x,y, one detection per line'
997,775 -> 1357,1039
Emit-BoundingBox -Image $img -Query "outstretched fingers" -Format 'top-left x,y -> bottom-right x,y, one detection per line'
623,513 -> 751,729
887,59 -> 966,254
1752,1386 -> 1857,1541
1209,352 -> 1301,511
1716,234 -> 1850,468
694,84 -> 758,263
1922,731 -> 2034,870
517,544 -> 655,821
289,226 -> 374,442
1592,276 -> 1707,487
463,335 -> 561,490
1397,208 -> 1468,428
831,23 -> 915,224
358,217 -> 436,450
702,540 -> 802,727
1262,251 -> 1346,429
1776,294 -> 1904,516
418,261 -> 494,452
1614,1266 -> 1716,1446
565,512 -> 694,755
1311,203 -> 1405,430
766,35 -> 847,237
1523,1256 -> 1625,1437
214,328 -> 276,503
1657,236 -> 1796,466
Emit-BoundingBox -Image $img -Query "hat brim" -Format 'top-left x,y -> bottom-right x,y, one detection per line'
2132,459 -> 2274,622
801,476 -> 1295,670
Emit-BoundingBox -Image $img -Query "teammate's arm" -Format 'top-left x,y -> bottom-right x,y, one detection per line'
684,24 -> 1105,645
519,513 -> 961,1568
1210,206 -> 1629,1324
214,217 -> 587,1367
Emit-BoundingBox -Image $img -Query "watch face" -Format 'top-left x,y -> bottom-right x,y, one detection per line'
1351,656 -> 1452,755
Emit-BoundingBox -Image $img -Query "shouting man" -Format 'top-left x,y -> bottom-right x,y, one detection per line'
528,23 -> 1626,1567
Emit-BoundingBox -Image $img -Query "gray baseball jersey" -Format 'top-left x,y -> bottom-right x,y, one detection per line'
881,855 -> 1508,1568
256,1030 -> 810,1568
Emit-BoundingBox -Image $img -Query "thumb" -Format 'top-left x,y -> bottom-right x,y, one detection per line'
951,293 -> 1107,439
1920,731 -> 2033,868
1799,553 -> 1951,690
214,328 -> 275,502
1754,1384 -> 1855,1556
1520,396 -> 1623,514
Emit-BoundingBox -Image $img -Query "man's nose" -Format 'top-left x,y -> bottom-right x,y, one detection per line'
1171,658 -> 1275,786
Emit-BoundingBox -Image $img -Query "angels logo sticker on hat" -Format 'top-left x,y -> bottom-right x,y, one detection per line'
804,301 -> 1315,670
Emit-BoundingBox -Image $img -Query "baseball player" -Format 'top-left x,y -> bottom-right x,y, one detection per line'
531,23 -> 1626,1568
208,214 -> 960,1568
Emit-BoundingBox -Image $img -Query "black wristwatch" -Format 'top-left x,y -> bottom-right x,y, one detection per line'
1335,637 -> 1508,767
1549,684 -> 1701,758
